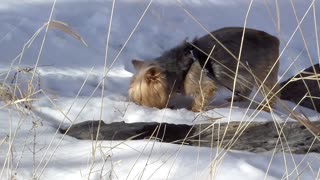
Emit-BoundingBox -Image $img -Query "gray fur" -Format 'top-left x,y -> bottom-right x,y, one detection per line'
190,27 -> 280,100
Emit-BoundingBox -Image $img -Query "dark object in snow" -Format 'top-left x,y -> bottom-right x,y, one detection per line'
280,64 -> 320,112
60,121 -> 193,142
60,120 -> 320,154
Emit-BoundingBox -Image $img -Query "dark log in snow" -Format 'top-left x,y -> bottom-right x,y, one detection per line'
60,120 -> 320,154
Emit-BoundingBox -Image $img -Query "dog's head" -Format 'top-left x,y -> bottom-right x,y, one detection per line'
129,60 -> 170,109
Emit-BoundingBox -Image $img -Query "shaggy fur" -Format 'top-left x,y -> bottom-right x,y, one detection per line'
129,27 -> 280,112
129,62 -> 169,109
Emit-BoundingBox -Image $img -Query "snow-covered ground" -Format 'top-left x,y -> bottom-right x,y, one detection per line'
1,0 -> 320,179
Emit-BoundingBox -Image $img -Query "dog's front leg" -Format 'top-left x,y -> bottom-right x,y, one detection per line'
190,83 -> 217,112
184,62 -> 217,112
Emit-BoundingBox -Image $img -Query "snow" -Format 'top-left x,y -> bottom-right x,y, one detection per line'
1,0 -> 320,179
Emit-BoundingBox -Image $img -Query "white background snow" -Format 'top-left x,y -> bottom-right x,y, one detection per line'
0,0 -> 320,179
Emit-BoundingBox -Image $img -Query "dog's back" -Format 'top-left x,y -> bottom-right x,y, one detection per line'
192,27 -> 280,100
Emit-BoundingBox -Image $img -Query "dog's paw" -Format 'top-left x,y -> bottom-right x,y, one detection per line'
191,106 -> 202,112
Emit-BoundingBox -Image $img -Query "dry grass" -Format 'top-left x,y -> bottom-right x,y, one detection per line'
0,0 -> 320,179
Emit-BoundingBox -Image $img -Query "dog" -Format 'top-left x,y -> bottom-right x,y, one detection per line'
129,27 -> 280,112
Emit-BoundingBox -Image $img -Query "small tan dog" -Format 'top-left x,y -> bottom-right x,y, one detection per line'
129,27 -> 280,112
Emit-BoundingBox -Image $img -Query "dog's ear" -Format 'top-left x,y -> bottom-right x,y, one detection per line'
145,67 -> 162,83
132,59 -> 145,70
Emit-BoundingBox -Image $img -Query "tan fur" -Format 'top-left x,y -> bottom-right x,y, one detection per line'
129,63 -> 169,109
183,62 -> 218,112
129,60 -> 218,111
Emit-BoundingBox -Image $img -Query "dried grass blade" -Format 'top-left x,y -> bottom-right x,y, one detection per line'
45,20 -> 88,47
